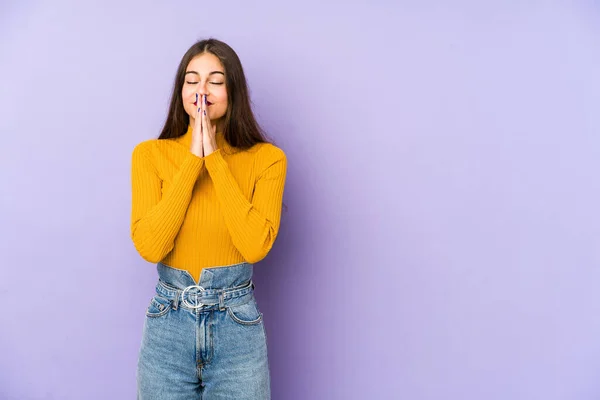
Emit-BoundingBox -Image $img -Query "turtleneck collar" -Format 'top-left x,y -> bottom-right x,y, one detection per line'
175,124 -> 227,151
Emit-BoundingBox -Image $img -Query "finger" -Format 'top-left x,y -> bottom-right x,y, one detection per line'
196,94 -> 204,130
201,95 -> 208,125
203,95 -> 212,131
203,108 -> 212,141
198,95 -> 206,130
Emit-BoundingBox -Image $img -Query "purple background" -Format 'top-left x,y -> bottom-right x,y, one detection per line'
1,1 -> 600,399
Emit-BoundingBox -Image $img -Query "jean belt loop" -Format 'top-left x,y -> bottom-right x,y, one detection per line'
219,291 -> 226,311
172,290 -> 180,310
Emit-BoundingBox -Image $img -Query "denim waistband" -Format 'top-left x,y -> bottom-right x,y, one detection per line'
157,261 -> 254,289
155,262 -> 255,311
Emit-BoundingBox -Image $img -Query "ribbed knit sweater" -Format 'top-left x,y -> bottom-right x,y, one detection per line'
130,125 -> 287,283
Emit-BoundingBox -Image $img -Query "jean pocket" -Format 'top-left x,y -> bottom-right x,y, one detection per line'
227,299 -> 263,326
146,295 -> 172,318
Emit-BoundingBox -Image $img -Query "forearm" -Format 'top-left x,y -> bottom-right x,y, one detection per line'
131,150 -> 204,262
204,149 -> 286,263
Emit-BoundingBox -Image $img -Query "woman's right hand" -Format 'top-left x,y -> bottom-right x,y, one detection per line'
190,93 -> 204,157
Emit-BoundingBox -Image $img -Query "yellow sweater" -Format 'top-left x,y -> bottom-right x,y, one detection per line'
130,125 -> 287,283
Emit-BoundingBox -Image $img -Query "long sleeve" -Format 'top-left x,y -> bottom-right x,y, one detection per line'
204,145 -> 287,264
130,142 -> 204,263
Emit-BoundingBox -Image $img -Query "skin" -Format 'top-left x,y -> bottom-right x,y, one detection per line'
182,52 -> 228,158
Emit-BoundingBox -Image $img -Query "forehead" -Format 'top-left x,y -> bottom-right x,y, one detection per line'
186,53 -> 224,73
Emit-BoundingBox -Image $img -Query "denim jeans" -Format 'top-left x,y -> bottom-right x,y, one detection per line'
136,262 -> 271,399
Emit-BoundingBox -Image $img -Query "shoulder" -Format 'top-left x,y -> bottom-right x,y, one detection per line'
254,142 -> 287,163
132,138 -> 179,158
132,139 -> 157,155
131,139 -> 155,160
250,142 -> 287,179
131,139 -> 167,170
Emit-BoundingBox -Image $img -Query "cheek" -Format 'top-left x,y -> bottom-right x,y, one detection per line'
216,91 -> 228,110
182,87 -> 195,100
216,100 -> 227,116
214,86 -> 227,102
181,90 -> 195,115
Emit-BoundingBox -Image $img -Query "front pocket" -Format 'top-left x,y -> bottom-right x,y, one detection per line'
226,299 -> 263,325
145,295 -> 172,318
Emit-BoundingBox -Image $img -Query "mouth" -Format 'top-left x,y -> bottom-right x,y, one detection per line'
193,100 -> 213,106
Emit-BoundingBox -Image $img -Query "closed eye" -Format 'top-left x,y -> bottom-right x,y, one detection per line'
186,81 -> 223,85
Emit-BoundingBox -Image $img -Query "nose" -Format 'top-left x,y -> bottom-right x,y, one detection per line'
196,91 -> 209,105
196,81 -> 209,96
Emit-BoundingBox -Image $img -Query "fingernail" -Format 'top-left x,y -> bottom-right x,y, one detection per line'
204,110 -> 206,115
196,93 -> 198,102
204,94 -> 207,104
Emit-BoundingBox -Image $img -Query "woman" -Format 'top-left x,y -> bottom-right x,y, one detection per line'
131,38 -> 286,399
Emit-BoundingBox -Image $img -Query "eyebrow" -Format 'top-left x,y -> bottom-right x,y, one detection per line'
185,71 -> 225,76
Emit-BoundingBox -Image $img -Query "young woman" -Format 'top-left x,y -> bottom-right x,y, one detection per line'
130,38 -> 286,399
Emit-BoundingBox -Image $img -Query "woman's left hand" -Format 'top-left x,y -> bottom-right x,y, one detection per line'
201,94 -> 218,157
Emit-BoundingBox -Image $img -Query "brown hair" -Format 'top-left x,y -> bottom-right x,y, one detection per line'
158,38 -> 270,149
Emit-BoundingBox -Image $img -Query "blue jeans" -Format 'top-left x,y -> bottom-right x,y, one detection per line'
136,262 -> 271,399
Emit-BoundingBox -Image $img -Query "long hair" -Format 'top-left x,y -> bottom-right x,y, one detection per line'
158,38 -> 270,149
158,39 -> 287,213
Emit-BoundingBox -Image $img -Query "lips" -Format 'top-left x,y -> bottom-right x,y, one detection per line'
193,100 -> 213,106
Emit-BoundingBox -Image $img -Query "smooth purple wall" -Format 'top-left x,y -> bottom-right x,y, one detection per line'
1,1 -> 599,399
